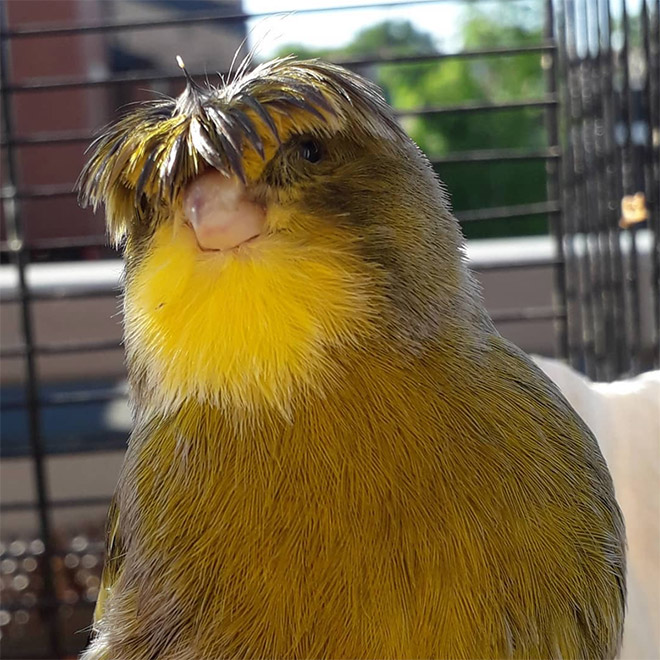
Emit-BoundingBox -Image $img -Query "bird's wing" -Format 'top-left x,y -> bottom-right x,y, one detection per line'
94,496 -> 125,625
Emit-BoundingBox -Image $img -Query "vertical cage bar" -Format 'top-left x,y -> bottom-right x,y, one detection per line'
556,0 -> 583,370
0,5 -> 62,658
653,0 -> 660,369
619,0 -> 643,374
578,0 -> 609,380
544,0 -> 568,361
589,0 -> 617,380
600,0 -> 629,376
641,0 -> 660,369
566,0 -> 599,376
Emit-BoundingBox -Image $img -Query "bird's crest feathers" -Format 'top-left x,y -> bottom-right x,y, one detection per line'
76,57 -> 404,244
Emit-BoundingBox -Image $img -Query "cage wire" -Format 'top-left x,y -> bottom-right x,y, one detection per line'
0,0 -> 658,656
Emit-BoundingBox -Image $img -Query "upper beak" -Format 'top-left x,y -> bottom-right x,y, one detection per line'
183,170 -> 266,251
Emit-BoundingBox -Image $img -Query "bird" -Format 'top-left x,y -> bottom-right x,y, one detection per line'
77,56 -> 625,660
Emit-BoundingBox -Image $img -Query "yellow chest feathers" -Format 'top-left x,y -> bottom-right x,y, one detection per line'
123,221 -> 380,413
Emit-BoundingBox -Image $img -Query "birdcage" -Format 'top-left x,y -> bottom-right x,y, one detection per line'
0,0 -> 658,656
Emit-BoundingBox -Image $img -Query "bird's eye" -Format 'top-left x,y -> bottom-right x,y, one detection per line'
299,139 -> 323,163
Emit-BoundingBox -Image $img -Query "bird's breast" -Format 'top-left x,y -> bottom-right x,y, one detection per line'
123,222 -> 380,414
115,340 -> 624,659
123,366 -> 456,658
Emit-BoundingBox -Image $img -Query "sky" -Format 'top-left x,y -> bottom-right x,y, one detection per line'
241,0 -> 648,60
241,0 -> 467,57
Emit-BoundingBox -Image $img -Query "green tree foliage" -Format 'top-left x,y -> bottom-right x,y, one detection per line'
275,3 -> 552,238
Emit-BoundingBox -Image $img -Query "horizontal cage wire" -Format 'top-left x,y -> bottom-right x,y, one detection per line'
0,0 -> 657,657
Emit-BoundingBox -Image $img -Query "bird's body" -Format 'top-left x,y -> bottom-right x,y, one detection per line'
79,57 -> 625,659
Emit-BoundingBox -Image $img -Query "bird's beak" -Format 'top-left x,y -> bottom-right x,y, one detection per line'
182,170 -> 266,251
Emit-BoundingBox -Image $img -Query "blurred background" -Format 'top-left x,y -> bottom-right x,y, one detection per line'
0,0 -> 658,656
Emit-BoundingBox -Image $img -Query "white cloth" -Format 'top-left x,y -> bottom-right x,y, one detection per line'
534,357 -> 660,660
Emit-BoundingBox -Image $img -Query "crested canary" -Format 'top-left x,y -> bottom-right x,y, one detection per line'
78,57 -> 625,660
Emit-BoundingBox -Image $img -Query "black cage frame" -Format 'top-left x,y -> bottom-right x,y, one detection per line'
0,0 -> 658,656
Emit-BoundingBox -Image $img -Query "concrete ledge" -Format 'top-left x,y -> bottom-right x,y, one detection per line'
1,231 -> 652,300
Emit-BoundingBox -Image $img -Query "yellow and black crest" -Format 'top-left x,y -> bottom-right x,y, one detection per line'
76,56 -> 405,243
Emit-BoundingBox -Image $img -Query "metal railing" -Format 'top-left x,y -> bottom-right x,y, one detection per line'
0,0 -> 658,656
555,0 -> 660,379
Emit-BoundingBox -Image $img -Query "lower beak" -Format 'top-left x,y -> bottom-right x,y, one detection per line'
183,171 -> 266,251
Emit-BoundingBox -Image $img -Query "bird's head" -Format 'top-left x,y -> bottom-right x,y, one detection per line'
78,57 -> 484,414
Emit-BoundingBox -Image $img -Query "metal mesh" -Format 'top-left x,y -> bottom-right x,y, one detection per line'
0,0 -> 657,656
556,0 -> 659,381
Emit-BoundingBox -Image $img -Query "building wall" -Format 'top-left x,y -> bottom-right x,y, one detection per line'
2,0 -> 246,248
